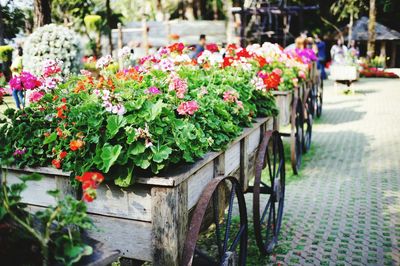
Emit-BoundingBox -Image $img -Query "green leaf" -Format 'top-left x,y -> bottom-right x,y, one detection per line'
47,189 -> 60,198
129,141 -> 146,156
147,100 -> 166,122
100,144 -> 122,173
114,167 -> 134,187
151,145 -> 172,163
19,173 -> 43,182
43,132 -> 57,144
106,115 -> 127,138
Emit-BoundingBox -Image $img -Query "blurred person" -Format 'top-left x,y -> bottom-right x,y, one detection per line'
10,46 -> 25,109
330,38 -> 348,65
191,34 -> 206,58
348,40 -> 360,58
315,34 -> 327,79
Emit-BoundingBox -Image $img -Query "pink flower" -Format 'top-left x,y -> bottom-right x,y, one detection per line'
80,69 -> 92,77
29,90 -> 45,103
96,55 -> 113,69
273,68 -> 283,76
169,75 -> 187,99
177,100 -> 199,115
9,76 -> 23,90
223,90 -> 239,103
298,70 -> 306,79
145,86 -> 161,95
43,59 -> 62,77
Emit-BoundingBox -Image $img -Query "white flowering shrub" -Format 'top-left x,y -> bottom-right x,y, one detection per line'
23,24 -> 81,76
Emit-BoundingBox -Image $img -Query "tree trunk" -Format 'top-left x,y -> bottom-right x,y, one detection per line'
348,11 -> 353,47
106,0 -> 113,54
0,6 -> 5,45
33,0 -> 51,28
367,0 -> 376,58
186,0 -> 195,20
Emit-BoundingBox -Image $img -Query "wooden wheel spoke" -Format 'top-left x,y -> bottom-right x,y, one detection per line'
266,149 -> 273,183
212,191 -> 223,260
222,183 -> 236,254
261,196 -> 272,223
228,224 -> 246,252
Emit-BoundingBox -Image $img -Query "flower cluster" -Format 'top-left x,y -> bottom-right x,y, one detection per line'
96,55 -> 113,69
177,100 -> 199,116
168,74 -> 188,99
75,172 -> 104,202
9,72 -> 42,91
94,89 -> 126,116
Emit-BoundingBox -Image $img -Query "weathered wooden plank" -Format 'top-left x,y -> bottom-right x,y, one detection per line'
86,184 -> 152,222
151,181 -> 188,265
89,214 -> 153,262
240,137 -> 249,191
247,127 -> 261,154
225,141 -> 241,175
187,163 -> 214,209
6,170 -> 57,206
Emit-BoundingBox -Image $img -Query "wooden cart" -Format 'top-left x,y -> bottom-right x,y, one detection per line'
2,116 -> 286,265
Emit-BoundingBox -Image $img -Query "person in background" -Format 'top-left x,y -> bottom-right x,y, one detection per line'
191,34 -> 206,58
10,46 -> 24,110
348,40 -> 360,58
330,38 -> 348,65
314,34 -> 327,79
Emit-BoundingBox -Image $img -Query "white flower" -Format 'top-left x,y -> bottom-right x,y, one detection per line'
118,46 -> 131,59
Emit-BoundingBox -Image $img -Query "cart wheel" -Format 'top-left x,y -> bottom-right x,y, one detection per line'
303,91 -> 313,153
316,77 -> 323,118
290,98 -> 304,174
182,176 -> 248,266
253,130 -> 285,255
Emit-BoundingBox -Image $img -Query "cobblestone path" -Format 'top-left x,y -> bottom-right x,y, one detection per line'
267,79 -> 400,265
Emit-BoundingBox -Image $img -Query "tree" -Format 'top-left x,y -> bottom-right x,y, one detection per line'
367,0 -> 377,58
33,0 -> 51,28
0,2 -> 27,44
106,0 -> 113,53
331,0 -> 366,45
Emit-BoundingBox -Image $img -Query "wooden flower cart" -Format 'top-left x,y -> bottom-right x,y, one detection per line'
2,116 -> 286,265
271,62 -> 322,174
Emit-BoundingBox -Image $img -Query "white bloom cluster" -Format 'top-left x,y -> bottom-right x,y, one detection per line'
23,24 -> 81,76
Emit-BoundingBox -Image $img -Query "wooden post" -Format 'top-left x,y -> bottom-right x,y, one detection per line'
142,19 -> 149,55
117,23 -> 123,50
390,42 -> 397,68
151,181 -> 188,265
380,41 -> 387,68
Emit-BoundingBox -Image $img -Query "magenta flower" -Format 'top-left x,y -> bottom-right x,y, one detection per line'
177,100 -> 199,115
9,76 -> 23,91
145,86 -> 161,95
13,148 -> 27,157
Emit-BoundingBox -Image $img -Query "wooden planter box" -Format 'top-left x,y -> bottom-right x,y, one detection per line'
272,90 -> 293,128
1,117 -> 273,265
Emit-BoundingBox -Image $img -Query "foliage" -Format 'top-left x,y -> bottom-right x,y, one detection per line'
22,24 -> 81,76
0,172 -> 95,265
330,0 -> 366,22
0,3 -> 27,42
84,15 -> 102,32
0,45 -> 13,62
0,42 -> 311,188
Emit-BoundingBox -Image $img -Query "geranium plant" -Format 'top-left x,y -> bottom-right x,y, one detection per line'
0,42 -> 311,188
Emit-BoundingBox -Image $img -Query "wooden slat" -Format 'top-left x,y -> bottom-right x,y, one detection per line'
86,184 -> 152,222
247,127 -> 261,154
187,162 -> 214,209
89,214 -> 153,262
240,136 -> 250,191
225,141 -> 241,175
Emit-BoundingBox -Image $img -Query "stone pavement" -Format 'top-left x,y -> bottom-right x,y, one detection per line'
267,78 -> 400,265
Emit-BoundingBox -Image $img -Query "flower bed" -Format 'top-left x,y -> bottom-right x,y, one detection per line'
0,42 -> 311,191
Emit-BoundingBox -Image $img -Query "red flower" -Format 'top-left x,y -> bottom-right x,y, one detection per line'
263,72 -> 281,90
75,172 -> 105,202
236,48 -> 251,59
255,56 -> 267,68
61,98 -> 66,103
168,43 -> 185,54
59,151 -> 67,159
52,159 -> 61,169
205,43 -> 219,53
56,127 -> 63,137
70,139 -> 84,151
222,56 -> 233,68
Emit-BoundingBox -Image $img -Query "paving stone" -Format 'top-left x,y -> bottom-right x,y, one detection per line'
261,79 -> 400,265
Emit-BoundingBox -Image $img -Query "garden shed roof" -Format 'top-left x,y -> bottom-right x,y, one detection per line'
351,16 -> 400,41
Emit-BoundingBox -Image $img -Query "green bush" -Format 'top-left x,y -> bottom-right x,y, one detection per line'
0,45 -> 13,62
84,15 -> 102,32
